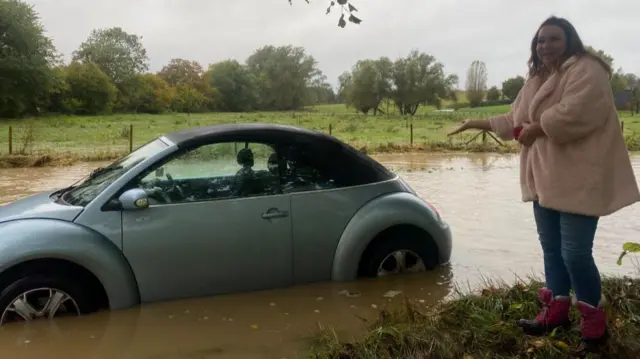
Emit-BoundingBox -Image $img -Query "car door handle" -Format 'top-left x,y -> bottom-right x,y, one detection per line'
262,209 -> 289,220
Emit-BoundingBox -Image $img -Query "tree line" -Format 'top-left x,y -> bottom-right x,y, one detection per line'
2,0 -> 638,120
1,0 -> 340,118
341,49 -> 640,116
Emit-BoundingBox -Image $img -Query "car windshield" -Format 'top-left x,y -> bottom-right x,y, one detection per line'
61,139 -> 169,207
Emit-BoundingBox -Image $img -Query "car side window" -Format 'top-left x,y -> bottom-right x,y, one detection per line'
135,142 -> 283,204
279,144 -> 339,194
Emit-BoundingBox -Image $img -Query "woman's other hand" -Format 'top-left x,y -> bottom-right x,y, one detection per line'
518,123 -> 545,146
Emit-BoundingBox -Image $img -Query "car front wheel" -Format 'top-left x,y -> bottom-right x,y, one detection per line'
0,275 -> 92,325
360,233 -> 438,278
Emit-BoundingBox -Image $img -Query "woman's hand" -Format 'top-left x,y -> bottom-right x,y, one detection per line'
448,119 -> 492,136
447,119 -> 472,136
518,123 -> 545,146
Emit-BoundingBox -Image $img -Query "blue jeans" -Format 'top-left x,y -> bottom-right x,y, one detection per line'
533,201 -> 602,307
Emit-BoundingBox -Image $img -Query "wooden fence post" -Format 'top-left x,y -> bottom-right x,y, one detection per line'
410,123 -> 413,147
329,124 -> 332,135
621,121 -> 624,132
8,126 -> 12,155
129,124 -> 133,153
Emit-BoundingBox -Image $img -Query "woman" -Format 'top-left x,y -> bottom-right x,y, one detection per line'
449,16 -> 640,354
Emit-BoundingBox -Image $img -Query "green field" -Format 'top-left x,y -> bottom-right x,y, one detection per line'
0,104 -> 639,167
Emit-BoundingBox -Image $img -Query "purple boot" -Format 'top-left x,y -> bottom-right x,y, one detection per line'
574,300 -> 609,354
517,288 -> 572,336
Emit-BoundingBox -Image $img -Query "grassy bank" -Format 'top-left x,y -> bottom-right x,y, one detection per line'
309,276 -> 640,359
0,106 -> 639,168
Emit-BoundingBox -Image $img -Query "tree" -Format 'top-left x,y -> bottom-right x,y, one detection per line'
466,60 -> 487,107
172,84 -> 207,114
246,45 -> 324,110
158,59 -> 204,88
486,86 -> 501,101
341,58 -> 393,114
585,46 -> 631,97
128,74 -> 175,114
307,81 -> 337,105
291,0 -> 362,28
63,61 -> 117,115
390,50 -> 458,115
0,0 -> 58,117
73,27 -> 149,85
625,74 -> 640,114
586,46 -> 613,68
501,76 -> 525,101
206,60 -> 259,112
611,68 -> 629,97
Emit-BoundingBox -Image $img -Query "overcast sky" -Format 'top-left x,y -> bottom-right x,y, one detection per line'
26,0 -> 640,89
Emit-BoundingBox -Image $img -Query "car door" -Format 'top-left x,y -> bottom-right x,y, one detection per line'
281,142 -> 400,284
121,141 -> 292,303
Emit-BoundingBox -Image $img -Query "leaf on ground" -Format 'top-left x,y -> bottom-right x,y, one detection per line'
530,340 -> 546,348
554,340 -> 569,349
509,303 -> 523,310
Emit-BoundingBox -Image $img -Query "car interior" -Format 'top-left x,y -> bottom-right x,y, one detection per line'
135,142 -> 337,205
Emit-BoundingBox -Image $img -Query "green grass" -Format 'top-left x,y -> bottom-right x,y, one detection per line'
0,106 -> 639,168
309,276 -> 640,359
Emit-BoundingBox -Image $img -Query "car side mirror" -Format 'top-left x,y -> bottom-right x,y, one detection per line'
118,188 -> 149,210
155,167 -> 165,177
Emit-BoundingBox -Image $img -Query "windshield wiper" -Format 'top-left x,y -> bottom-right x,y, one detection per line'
53,165 -> 122,201
88,165 -> 122,179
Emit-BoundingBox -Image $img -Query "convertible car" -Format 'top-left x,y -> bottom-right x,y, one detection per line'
0,123 -> 452,325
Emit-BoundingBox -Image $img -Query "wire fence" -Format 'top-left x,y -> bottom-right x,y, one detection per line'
0,111 -> 634,157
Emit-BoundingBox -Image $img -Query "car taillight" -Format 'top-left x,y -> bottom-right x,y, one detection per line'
427,202 -> 441,218
420,197 -> 441,220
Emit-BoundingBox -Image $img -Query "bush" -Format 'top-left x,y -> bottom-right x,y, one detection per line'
310,276 -> 640,359
446,102 -> 470,110
474,99 -> 513,108
63,62 -> 117,115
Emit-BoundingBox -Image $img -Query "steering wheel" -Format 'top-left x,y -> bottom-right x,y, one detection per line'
165,173 -> 185,199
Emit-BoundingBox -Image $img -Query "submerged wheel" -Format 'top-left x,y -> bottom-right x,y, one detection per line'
0,275 -> 93,325
359,228 -> 439,278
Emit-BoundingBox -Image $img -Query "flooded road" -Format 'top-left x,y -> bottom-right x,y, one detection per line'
0,153 -> 639,359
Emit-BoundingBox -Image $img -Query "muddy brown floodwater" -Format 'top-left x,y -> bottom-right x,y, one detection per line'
0,153 -> 639,359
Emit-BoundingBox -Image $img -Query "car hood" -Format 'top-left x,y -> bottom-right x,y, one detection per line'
0,191 -> 83,224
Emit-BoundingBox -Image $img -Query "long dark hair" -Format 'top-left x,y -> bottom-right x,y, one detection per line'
527,16 -> 612,78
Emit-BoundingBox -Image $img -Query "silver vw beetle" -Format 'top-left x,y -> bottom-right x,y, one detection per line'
0,123 -> 452,325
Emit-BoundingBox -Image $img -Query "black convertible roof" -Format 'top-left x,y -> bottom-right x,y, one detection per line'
164,123 -> 340,148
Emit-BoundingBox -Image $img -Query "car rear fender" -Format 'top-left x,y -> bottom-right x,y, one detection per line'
331,192 -> 442,281
0,219 -> 139,310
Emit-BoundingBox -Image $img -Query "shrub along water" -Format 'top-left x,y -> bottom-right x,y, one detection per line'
309,276 -> 640,359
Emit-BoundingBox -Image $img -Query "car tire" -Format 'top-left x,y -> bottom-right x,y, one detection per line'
0,274 -> 94,325
360,232 -> 439,278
